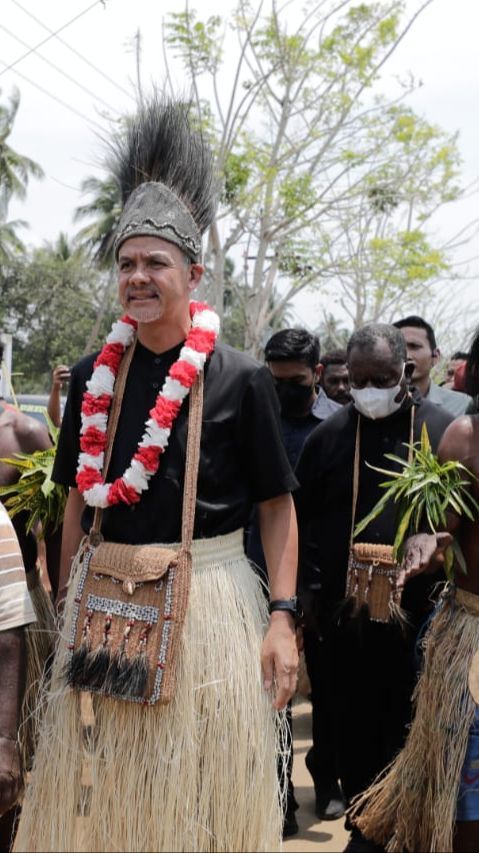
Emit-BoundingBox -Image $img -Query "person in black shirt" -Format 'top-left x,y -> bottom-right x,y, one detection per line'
15,98 -> 299,853
247,328 -> 346,832
295,323 -> 452,853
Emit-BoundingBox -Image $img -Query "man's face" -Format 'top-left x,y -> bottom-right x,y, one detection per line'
348,339 -> 407,400
117,235 -> 203,324
321,363 -> 350,405
268,359 -> 319,416
398,326 -> 438,385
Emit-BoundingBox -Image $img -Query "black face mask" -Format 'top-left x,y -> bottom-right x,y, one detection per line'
275,380 -> 314,416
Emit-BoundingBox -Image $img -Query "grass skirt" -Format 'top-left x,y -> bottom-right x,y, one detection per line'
352,584 -> 479,852
21,567 -> 55,772
14,530 -> 285,853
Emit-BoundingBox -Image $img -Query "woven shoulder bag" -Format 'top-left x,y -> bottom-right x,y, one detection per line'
65,340 -> 203,705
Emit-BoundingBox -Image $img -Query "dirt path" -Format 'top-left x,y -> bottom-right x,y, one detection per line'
283,701 -> 349,853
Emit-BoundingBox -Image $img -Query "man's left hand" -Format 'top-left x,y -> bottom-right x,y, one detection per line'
261,612 -> 299,711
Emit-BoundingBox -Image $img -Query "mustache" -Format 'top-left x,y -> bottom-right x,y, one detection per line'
125,285 -> 160,299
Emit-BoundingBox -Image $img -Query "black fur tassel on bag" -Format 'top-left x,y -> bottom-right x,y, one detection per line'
68,631 -> 150,700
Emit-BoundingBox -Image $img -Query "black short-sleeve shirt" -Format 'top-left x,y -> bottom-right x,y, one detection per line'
53,340 -> 297,543
294,394 -> 453,626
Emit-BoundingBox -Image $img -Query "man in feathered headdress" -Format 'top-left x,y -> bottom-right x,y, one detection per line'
14,98 -> 299,852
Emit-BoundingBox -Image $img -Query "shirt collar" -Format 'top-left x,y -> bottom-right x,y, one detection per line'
311,387 -> 343,420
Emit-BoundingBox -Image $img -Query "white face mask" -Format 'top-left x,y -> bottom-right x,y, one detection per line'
350,365 -> 405,420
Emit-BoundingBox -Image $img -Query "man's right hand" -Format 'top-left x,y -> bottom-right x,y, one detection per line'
52,365 -> 71,390
0,736 -> 22,817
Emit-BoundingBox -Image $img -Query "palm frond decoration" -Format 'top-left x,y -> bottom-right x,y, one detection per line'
354,423 -> 479,580
0,413 -> 67,536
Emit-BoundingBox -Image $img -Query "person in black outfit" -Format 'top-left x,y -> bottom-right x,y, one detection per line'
295,323 -> 452,852
246,328 -> 346,835
14,99 -> 300,853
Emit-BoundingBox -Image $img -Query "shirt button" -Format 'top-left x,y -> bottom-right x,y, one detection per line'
154,357 -> 162,365
152,381 -> 160,390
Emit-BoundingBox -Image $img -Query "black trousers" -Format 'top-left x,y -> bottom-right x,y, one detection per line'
302,625 -> 341,791
331,615 -> 416,804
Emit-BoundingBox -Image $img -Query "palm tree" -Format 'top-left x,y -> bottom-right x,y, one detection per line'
0,217 -> 26,264
74,175 -> 121,267
0,88 -> 44,217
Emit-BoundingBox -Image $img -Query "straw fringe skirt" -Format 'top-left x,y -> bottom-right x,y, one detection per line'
14,530 -> 285,853
352,585 -> 479,853
21,567 -> 56,772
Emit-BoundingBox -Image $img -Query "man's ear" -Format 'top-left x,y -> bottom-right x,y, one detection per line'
405,360 -> 415,382
431,347 -> 440,367
315,364 -> 323,383
188,263 -> 204,292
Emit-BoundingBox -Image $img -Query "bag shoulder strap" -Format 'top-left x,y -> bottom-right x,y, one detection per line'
89,339 -> 204,552
349,403 -> 416,550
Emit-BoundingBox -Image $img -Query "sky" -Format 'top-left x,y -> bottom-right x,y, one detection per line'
3,0 -> 479,342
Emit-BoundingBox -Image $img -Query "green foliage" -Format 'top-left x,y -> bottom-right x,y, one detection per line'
78,1 -> 462,354
279,173 -> 315,220
354,423 -> 479,579
0,235 -> 118,392
0,87 -> 44,261
368,229 -> 447,292
74,175 -> 122,266
0,415 -> 67,535
165,10 -> 222,76
223,152 -> 251,203
0,88 -> 44,206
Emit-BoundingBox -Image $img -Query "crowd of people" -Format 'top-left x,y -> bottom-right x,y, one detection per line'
1,97 -> 479,853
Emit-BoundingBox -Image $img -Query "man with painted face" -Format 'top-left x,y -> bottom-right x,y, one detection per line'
295,323 -> 452,852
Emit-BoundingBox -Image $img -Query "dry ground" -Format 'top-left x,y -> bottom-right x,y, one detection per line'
283,701 -> 349,853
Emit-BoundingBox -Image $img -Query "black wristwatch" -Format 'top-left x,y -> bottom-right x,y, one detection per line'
268,596 -> 303,624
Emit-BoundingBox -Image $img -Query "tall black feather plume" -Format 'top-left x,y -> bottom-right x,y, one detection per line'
108,95 -> 217,235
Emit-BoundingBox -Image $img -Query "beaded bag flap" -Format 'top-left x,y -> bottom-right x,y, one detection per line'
65,340 -> 203,705
67,543 -> 191,704
346,542 -> 400,623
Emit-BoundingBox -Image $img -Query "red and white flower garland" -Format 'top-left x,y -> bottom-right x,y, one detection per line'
76,301 -> 220,508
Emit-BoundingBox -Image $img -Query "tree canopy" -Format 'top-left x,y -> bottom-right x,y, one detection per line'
1,235 -> 117,391
158,0 -> 462,353
0,87 -> 43,261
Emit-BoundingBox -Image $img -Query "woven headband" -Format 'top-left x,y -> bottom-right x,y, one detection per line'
114,182 -> 202,262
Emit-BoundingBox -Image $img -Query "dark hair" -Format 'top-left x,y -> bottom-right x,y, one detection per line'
321,349 -> 347,369
347,323 -> 407,366
466,330 -> 479,397
265,328 -> 320,369
393,315 -> 437,351
451,351 -> 469,361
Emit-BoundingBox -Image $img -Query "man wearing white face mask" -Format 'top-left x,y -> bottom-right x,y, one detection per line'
294,323 -> 452,853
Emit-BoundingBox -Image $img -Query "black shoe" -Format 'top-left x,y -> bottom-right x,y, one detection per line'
282,809 -> 299,839
305,749 -> 346,820
315,782 -> 346,821
343,828 -> 384,852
